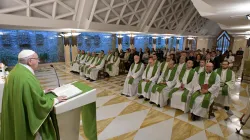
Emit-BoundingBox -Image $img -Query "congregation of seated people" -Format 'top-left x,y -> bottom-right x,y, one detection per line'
70,47 -> 239,121
121,47 -> 238,121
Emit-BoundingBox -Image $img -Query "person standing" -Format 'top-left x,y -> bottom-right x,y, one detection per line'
0,50 -> 66,140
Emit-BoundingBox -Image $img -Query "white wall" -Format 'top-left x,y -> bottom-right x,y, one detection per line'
233,38 -> 249,60
196,37 -> 214,50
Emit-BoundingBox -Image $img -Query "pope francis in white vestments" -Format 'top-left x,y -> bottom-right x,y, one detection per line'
106,52 -> 120,76
169,60 -> 198,112
137,57 -> 160,100
214,61 -> 235,110
123,55 -> 145,97
190,63 -> 220,121
150,60 -> 178,107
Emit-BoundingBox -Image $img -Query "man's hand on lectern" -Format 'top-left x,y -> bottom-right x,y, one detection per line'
57,96 -> 67,102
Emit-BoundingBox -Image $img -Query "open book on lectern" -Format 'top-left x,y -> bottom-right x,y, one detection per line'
51,83 -> 82,99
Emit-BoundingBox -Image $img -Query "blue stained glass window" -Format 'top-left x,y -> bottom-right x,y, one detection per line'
216,31 -> 231,53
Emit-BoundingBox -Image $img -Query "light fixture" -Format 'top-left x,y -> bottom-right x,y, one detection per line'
246,31 -> 250,34
0,32 -> 3,35
127,34 -> 136,37
64,33 -> 72,37
163,36 -> 171,39
152,36 -> 158,39
117,34 -> 123,38
187,37 -> 194,40
246,14 -> 250,20
176,37 -> 181,40
60,33 -> 64,37
72,33 -> 80,36
245,35 -> 250,39
104,35 -> 110,38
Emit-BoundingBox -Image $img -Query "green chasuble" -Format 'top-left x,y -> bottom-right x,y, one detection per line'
138,63 -> 158,94
151,65 -> 177,94
189,71 -> 217,109
168,69 -> 195,102
128,62 -> 142,85
216,68 -> 232,96
0,64 -> 59,140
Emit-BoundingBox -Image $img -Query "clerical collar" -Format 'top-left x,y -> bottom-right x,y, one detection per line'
19,63 -> 35,75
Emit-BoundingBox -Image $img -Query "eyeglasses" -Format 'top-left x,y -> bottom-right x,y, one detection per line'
29,58 -> 40,61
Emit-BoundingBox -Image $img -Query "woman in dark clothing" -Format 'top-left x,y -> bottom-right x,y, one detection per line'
194,54 -> 202,68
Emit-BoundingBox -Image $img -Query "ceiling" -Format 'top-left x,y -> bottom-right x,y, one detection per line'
0,0 -> 222,37
192,0 -> 250,37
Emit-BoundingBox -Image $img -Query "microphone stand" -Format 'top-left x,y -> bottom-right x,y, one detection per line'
50,65 -> 61,87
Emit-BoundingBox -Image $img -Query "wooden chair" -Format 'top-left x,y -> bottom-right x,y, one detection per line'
119,59 -> 126,75
98,69 -> 105,79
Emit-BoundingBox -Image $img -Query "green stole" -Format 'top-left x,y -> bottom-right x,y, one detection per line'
107,56 -> 118,71
128,62 -> 142,85
138,63 -> 158,94
216,68 -> 232,96
0,64 -> 59,140
160,61 -> 167,74
107,54 -> 112,61
81,54 -> 86,60
189,71 -> 217,109
195,66 -> 204,73
84,56 -> 96,72
88,57 -> 104,74
81,56 -> 91,71
168,69 -> 196,102
151,65 -> 178,94
178,63 -> 186,81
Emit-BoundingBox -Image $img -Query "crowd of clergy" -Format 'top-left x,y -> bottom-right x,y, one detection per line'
70,47 -> 242,121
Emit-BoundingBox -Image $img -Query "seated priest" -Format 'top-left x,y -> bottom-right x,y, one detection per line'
189,62 -> 220,121
70,49 -> 81,72
158,55 -> 172,75
80,52 -> 91,76
169,60 -> 198,112
152,53 -> 160,66
106,51 -> 120,77
122,55 -> 145,97
86,52 -> 105,82
150,60 -> 178,107
194,59 -> 205,74
214,60 -> 235,111
105,50 -> 113,62
137,56 -> 160,100
82,52 -> 97,77
177,56 -> 186,74
0,50 -> 66,140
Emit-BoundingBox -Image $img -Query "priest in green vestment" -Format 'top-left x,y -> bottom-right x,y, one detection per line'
137,56 -> 160,100
122,55 -> 145,97
82,52 -> 97,78
0,50 -> 67,140
80,52 -> 91,76
214,60 -> 235,111
105,51 -> 120,77
86,52 -> 105,82
149,60 -> 178,107
169,60 -> 198,113
70,50 -> 81,72
194,59 -> 205,74
189,63 -> 220,121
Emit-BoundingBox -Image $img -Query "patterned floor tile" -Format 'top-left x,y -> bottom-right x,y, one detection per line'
119,101 -> 149,116
107,130 -> 138,140
103,95 -> 131,106
205,130 -> 225,140
171,118 -> 203,140
140,109 -> 172,129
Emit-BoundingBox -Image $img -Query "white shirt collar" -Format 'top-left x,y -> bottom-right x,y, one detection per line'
20,63 -> 35,75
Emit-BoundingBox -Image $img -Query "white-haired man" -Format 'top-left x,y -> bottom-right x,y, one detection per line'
0,50 -> 66,140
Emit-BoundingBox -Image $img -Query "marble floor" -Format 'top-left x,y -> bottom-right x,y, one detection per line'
36,63 -> 250,140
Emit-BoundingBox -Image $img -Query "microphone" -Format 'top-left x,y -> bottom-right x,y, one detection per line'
50,64 -> 61,87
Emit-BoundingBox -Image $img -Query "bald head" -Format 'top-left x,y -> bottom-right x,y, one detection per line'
205,62 -> 214,73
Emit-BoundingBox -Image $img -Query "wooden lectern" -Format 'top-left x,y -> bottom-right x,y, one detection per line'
54,88 -> 96,140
